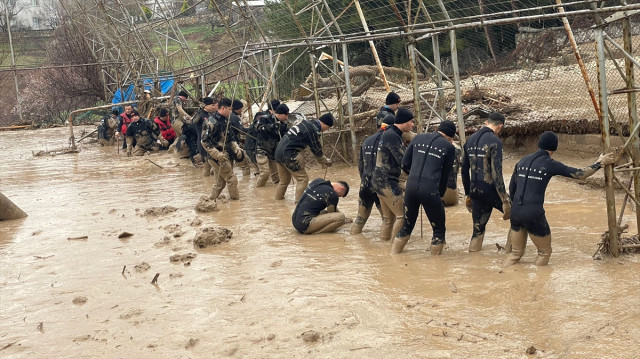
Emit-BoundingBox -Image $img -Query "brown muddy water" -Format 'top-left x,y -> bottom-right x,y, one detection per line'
1,126 -> 639,358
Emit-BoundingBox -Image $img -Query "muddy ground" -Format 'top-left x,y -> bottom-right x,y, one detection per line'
1,126 -> 639,358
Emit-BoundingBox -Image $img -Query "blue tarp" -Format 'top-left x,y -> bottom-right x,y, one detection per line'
111,75 -> 175,112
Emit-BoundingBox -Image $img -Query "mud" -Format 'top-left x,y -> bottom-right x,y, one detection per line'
194,196 -> 219,212
1,126 -> 639,358
193,227 -> 233,249
141,206 -> 178,216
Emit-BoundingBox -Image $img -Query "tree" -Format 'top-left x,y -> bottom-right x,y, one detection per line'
0,0 -> 28,32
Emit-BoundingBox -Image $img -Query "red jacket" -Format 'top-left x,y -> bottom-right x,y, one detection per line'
154,116 -> 176,141
119,113 -> 132,135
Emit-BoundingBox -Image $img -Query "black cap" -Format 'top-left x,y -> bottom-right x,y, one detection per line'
219,97 -> 232,107
131,110 -> 140,117
538,131 -> 558,151
382,114 -> 395,125
270,99 -> 281,111
178,90 -> 189,98
159,108 -> 169,117
438,120 -> 456,137
202,97 -> 215,105
488,112 -> 505,124
275,104 -> 289,115
394,108 -> 414,124
385,92 -> 401,105
232,99 -> 244,111
319,113 -> 334,127
111,109 -> 119,116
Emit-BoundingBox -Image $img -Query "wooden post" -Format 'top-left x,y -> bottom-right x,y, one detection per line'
342,42 -> 358,165
622,18 -> 640,232
595,27 -> 619,256
354,0 -> 391,92
309,51 -> 321,118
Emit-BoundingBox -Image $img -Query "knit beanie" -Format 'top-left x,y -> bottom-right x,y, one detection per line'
385,92 -> 401,105
270,99 -> 281,111
275,104 -> 289,115
159,108 -> 169,117
383,114 -> 395,125
111,109 -> 120,116
319,113 -> 334,127
538,131 -> 558,151
438,120 -> 456,137
394,108 -> 414,124
232,99 -> 244,111
202,97 -> 215,105
178,90 -> 189,98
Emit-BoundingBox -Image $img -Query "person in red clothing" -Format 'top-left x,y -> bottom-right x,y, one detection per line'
153,108 -> 176,149
115,105 -> 134,149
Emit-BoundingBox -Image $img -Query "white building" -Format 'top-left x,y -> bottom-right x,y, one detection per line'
8,0 -> 57,30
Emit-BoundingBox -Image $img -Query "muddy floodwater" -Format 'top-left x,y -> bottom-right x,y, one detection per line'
1,126 -> 639,358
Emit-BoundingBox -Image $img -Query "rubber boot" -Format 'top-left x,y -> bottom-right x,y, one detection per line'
380,216 -> 393,241
430,243 -> 444,256
503,228 -> 528,268
350,205 -> 372,235
227,176 -> 240,200
531,234 -> 552,266
391,235 -> 410,254
292,170 -> 309,203
468,233 -> 485,252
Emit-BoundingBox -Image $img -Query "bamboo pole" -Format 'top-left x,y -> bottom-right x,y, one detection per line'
353,0 -> 391,92
342,42 -> 358,165
595,27 -> 619,257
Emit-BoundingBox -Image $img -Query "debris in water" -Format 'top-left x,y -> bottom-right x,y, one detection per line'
526,346 -> 537,354
37,322 -> 44,333
301,330 -> 322,343
142,206 -> 178,216
169,253 -> 197,263
448,281 -> 459,293
193,227 -> 232,249
195,196 -> 219,213
190,217 -> 203,227
184,338 -> 199,349
118,232 -> 133,239
72,296 -> 88,305
151,273 -> 160,285
67,236 -> 88,241
134,262 -> 151,272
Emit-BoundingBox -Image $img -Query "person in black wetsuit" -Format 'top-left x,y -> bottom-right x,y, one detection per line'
274,113 -> 333,202
441,142 -> 462,206
230,99 -> 252,177
392,121 -> 457,255
503,131 -> 615,267
350,114 -> 395,235
196,97 -> 219,176
246,100 -> 280,175
371,108 -> 415,242
98,109 -> 119,146
124,110 -> 168,156
461,112 -> 510,252
292,178 -> 349,234
375,92 -> 400,129
255,104 -> 289,188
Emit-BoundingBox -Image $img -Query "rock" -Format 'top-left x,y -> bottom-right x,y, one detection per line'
195,196 -> 219,213
190,218 -> 203,227
267,333 -> 275,340
72,296 -> 88,305
185,338 -> 199,349
134,262 -> 151,272
526,346 -> 537,354
169,253 -> 197,263
193,227 -> 233,249
142,206 -> 178,216
118,232 -> 134,239
301,330 -> 322,343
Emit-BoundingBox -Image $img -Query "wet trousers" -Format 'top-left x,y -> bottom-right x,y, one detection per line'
275,162 -> 309,202
378,187 -> 404,241
441,187 -> 459,207
397,187 -> 446,245
351,184 -> 381,234
304,212 -> 346,234
207,158 -> 239,200
256,152 -> 279,187
470,191 -> 504,237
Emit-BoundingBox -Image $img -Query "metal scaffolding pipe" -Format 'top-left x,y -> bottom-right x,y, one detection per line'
342,42 -> 358,165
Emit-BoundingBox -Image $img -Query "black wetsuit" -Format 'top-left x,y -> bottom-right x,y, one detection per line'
371,125 -> 405,196
98,114 -> 116,143
194,109 -> 210,159
396,132 -> 455,242
201,112 -> 236,163
461,126 -> 508,237
125,118 -> 161,149
275,119 -> 324,171
509,149 -> 601,236
292,178 -> 339,233
256,114 -> 287,160
244,112 -> 266,164
447,145 -> 462,192
375,106 -> 395,129
357,130 -> 383,215
229,113 -> 248,144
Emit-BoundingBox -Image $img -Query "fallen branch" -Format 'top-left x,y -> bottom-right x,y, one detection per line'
67,236 -> 88,241
146,159 -> 164,169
